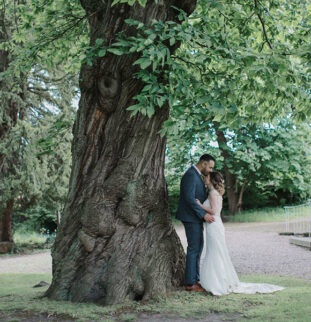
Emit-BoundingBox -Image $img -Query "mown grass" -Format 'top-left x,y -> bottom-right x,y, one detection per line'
228,206 -> 286,223
1,230 -> 55,255
172,204 -> 311,224
227,205 -> 311,223
13,231 -> 48,246
0,273 -> 310,321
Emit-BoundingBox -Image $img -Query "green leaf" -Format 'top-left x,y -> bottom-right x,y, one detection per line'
107,48 -> 124,55
196,96 -> 210,105
111,0 -> 121,6
169,37 -> 176,46
157,96 -> 166,107
138,0 -> 147,6
127,104 -> 140,111
98,49 -> 106,57
146,106 -> 155,118
134,58 -> 152,69
95,38 -> 104,45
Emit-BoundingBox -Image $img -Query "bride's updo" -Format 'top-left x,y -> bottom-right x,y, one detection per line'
210,172 -> 225,196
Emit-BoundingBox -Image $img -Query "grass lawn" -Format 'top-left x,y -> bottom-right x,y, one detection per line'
172,205 -> 311,224
0,231 -> 55,255
0,273 -> 310,321
227,205 -> 311,223
14,230 -> 54,247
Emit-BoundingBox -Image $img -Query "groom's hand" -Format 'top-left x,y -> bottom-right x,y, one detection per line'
195,198 -> 202,206
204,213 -> 215,223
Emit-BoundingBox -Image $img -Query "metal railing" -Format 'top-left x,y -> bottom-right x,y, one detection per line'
284,200 -> 311,237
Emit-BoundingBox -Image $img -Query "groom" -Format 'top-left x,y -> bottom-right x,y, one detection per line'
176,154 -> 215,292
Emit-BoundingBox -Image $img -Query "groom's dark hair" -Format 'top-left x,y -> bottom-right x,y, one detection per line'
199,154 -> 215,163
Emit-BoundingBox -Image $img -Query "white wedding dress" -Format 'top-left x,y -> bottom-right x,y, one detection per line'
200,193 -> 284,296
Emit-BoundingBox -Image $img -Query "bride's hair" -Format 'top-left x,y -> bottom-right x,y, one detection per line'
210,172 -> 225,196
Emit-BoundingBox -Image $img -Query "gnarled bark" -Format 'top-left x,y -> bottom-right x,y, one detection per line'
45,0 -> 197,304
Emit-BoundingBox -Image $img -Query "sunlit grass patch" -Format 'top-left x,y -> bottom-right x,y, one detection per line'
0,273 -> 310,321
13,231 -> 48,246
237,275 -> 311,321
146,275 -> 311,320
4,230 -> 55,254
228,205 -> 311,223
228,206 -> 287,223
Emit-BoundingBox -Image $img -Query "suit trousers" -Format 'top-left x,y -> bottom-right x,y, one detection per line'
183,221 -> 204,286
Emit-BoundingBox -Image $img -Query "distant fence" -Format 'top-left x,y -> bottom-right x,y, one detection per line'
284,200 -> 311,236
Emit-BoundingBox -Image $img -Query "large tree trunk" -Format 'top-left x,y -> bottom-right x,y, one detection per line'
45,0 -> 197,304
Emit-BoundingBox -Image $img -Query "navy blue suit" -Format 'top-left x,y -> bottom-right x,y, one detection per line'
176,166 -> 207,286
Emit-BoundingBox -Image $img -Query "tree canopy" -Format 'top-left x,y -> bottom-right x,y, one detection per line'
1,0 -> 310,227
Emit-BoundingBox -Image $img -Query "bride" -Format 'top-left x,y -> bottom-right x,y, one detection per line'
196,171 -> 284,296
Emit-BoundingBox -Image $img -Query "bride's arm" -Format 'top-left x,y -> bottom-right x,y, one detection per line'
209,190 -> 220,215
196,190 -> 220,215
195,199 -> 215,215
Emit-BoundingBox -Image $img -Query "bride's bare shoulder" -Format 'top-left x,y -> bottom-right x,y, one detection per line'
209,189 -> 221,197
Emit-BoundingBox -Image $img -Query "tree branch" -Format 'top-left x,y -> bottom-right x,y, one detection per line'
171,55 -> 204,74
217,9 -> 233,25
254,0 -> 272,50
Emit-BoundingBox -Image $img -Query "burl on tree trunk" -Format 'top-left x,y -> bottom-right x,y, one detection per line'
45,0 -> 197,304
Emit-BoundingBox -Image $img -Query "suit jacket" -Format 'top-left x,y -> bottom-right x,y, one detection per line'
176,166 -> 207,223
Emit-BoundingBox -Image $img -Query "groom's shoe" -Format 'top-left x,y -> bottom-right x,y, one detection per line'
185,284 -> 205,292
196,282 -> 203,288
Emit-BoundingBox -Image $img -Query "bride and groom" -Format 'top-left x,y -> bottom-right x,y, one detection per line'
176,154 -> 284,295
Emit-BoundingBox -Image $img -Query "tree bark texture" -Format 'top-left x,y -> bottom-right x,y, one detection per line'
0,199 -> 13,242
0,196 -> 14,254
45,0 -> 197,304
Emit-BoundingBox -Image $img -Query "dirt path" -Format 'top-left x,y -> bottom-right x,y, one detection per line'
0,221 -> 310,280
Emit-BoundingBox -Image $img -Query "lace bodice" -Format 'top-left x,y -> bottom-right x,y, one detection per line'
203,190 -> 222,216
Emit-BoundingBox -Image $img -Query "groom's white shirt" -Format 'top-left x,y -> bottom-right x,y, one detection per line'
193,165 -> 201,175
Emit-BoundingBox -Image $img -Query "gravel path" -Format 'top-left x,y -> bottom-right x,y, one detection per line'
176,221 -> 311,281
0,221 -> 310,280
0,251 -> 51,274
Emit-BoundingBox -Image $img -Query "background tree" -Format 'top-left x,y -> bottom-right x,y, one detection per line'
162,0 -> 311,215
165,120 -> 311,215
0,0 -> 79,252
0,0 -> 28,251
12,104 -> 74,234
